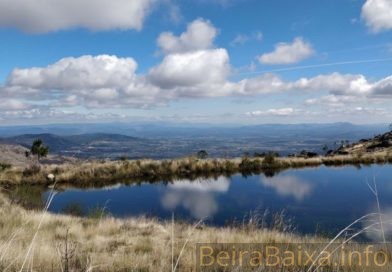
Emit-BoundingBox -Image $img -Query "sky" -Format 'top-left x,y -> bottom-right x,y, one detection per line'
0,0 -> 392,125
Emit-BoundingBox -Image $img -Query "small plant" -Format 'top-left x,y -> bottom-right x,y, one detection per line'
119,155 -> 128,161
196,150 -> 208,159
253,152 -> 265,158
62,203 -> 84,217
88,205 -> 109,219
58,229 -> 77,272
0,162 -> 11,172
262,151 -> 277,167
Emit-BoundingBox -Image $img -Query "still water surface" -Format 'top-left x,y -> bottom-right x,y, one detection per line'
45,165 -> 392,236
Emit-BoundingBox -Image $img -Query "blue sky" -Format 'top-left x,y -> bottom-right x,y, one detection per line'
0,0 -> 392,125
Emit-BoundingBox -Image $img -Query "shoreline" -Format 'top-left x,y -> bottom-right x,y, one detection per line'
1,151 -> 392,187
1,192 -> 390,271
0,192 -> 317,271
1,154 -> 392,271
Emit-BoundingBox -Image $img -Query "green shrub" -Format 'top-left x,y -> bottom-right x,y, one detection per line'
0,162 -> 11,172
262,152 -> 277,167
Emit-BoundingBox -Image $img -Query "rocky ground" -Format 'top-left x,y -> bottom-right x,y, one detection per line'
332,131 -> 392,155
0,143 -> 78,168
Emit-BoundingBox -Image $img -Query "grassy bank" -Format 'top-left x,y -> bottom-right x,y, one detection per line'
2,193 -> 390,272
0,192 -> 314,271
1,151 -> 392,186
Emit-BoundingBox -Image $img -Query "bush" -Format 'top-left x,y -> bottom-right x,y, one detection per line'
0,162 -> 11,172
22,164 -> 41,177
239,158 -> 262,174
196,150 -> 208,159
263,152 -> 277,166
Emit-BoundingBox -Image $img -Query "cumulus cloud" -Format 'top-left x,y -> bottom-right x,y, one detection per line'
2,17 -> 392,123
361,0 -> 392,33
232,72 -> 378,97
6,55 -> 138,93
2,52 -> 392,112
0,0 -> 153,33
157,18 -> 217,54
258,37 -> 314,65
2,55 -> 165,108
235,74 -> 290,95
371,75 -> 392,96
296,73 -> 373,96
148,49 -> 230,90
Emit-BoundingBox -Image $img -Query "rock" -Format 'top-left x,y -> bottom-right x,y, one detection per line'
47,173 -> 55,181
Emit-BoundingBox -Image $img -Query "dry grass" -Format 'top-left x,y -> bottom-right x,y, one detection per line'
1,152 -> 392,187
1,192 -> 392,271
0,193 -> 323,271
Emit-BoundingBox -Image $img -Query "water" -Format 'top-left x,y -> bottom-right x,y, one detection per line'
44,165 -> 392,236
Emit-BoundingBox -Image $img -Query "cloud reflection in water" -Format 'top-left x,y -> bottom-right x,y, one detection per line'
261,175 -> 313,201
161,177 -> 230,219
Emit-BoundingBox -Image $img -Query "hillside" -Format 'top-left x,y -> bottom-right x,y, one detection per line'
0,143 -> 78,168
332,131 -> 392,155
0,144 -> 31,168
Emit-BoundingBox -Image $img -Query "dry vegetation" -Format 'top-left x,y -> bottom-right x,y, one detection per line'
0,192 -> 320,271
1,192 -> 392,271
1,151 -> 392,187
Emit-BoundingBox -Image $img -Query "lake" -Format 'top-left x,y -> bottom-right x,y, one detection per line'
45,165 -> 392,237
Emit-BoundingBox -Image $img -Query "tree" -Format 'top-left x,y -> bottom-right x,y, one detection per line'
389,123 -> 392,132
197,150 -> 208,159
30,139 -> 49,162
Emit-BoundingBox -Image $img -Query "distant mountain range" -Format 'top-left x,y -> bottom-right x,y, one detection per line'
0,123 -> 388,159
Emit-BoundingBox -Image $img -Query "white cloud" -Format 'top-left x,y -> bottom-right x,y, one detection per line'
258,37 -> 314,65
246,108 -> 297,117
148,49 -> 230,90
3,51 -> 391,112
297,73 -> 373,96
3,55 -> 164,108
371,75 -> 392,96
305,95 -> 359,107
0,99 -> 30,111
230,31 -> 263,46
0,0 -> 154,33
361,0 -> 392,33
235,74 -> 290,95
230,34 -> 249,46
157,18 -> 217,54
1,17 -> 392,124
6,55 -> 138,92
